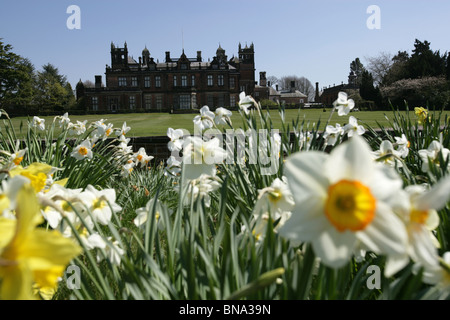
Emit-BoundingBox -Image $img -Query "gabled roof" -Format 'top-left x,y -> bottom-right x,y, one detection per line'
279,90 -> 307,98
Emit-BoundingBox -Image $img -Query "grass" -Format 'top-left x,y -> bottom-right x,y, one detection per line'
6,108 -> 450,137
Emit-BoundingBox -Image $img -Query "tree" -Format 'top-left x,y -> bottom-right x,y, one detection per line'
278,75 -> 315,101
446,52 -> 450,81
383,51 -> 410,85
364,52 -> 393,86
349,58 -> 365,86
83,80 -> 95,88
0,39 -> 34,110
359,70 -> 382,109
407,39 -> 446,79
35,63 -> 75,112
266,75 -> 279,88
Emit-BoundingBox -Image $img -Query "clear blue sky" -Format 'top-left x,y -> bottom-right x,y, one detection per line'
1,0 -> 449,91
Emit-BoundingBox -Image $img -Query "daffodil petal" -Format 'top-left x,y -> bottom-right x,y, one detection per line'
0,264 -> 34,300
312,226 -> 356,268
324,135 -> 374,184
284,151 -> 328,201
357,202 -> 408,257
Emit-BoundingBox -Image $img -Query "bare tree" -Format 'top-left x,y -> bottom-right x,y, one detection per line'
279,75 -> 315,101
267,75 -> 279,87
364,52 -> 393,86
83,80 -> 95,88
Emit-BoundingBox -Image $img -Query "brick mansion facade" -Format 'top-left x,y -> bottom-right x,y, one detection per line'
76,42 -> 256,113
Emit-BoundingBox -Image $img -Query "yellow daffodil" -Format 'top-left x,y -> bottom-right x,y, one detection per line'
10,163 -> 54,193
414,107 -> 428,124
0,184 -> 82,300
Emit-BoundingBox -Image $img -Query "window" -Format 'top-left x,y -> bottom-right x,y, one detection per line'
155,76 -> 161,88
230,95 -> 236,107
91,97 -> 98,111
255,92 -> 260,98
179,95 -> 190,109
191,75 -> 195,87
156,95 -> 163,111
229,77 -> 235,89
109,97 -> 118,111
129,96 -> 136,109
207,75 -> 213,86
131,77 -> 138,87
240,85 -> 246,93
144,95 -> 152,109
218,75 -> 224,86
144,76 -> 151,88
181,75 -> 187,87
173,76 -> 177,87
207,94 -> 214,107
118,77 -> 127,87
218,94 -> 224,107
180,63 -> 187,70
192,94 -> 197,108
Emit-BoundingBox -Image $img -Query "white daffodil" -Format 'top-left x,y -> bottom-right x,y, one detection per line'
238,92 -> 257,115
134,147 -> 153,167
193,105 -> 215,132
121,162 -> 135,178
344,116 -> 365,137
55,113 -> 70,128
303,132 -> 317,151
418,251 -> 450,293
82,233 -> 107,251
31,116 -> 45,131
258,130 -> 282,158
184,174 -> 221,207
251,177 -> 295,241
372,140 -> 403,168
333,92 -> 355,116
96,237 -> 125,266
418,140 -> 450,173
214,107 -> 232,126
167,128 -> 184,152
10,148 -> 27,168
394,134 -> 410,158
385,177 -> 450,276
116,122 -> 131,136
133,198 -> 166,230
93,122 -> 114,141
71,139 -> 93,161
254,177 -> 295,215
279,135 -> 408,271
115,139 -> 133,158
80,185 -> 122,225
0,175 -> 29,217
164,156 -> 182,177
39,184 -> 84,229
323,124 -> 344,147
68,120 -> 87,136
182,136 -> 227,180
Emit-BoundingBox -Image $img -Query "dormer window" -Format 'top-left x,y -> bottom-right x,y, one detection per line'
181,63 -> 187,70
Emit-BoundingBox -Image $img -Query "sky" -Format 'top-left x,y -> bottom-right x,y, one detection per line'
1,0 -> 449,91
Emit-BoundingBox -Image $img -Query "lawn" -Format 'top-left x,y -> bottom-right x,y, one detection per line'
5,108 -> 450,137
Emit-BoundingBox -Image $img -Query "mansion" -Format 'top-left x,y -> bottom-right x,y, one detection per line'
76,42 -> 256,113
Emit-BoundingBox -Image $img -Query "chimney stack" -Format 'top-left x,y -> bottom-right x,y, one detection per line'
197,51 -> 202,62
290,81 -> 295,93
259,71 -> 267,87
165,51 -> 171,62
95,75 -> 102,88
315,82 -> 320,102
